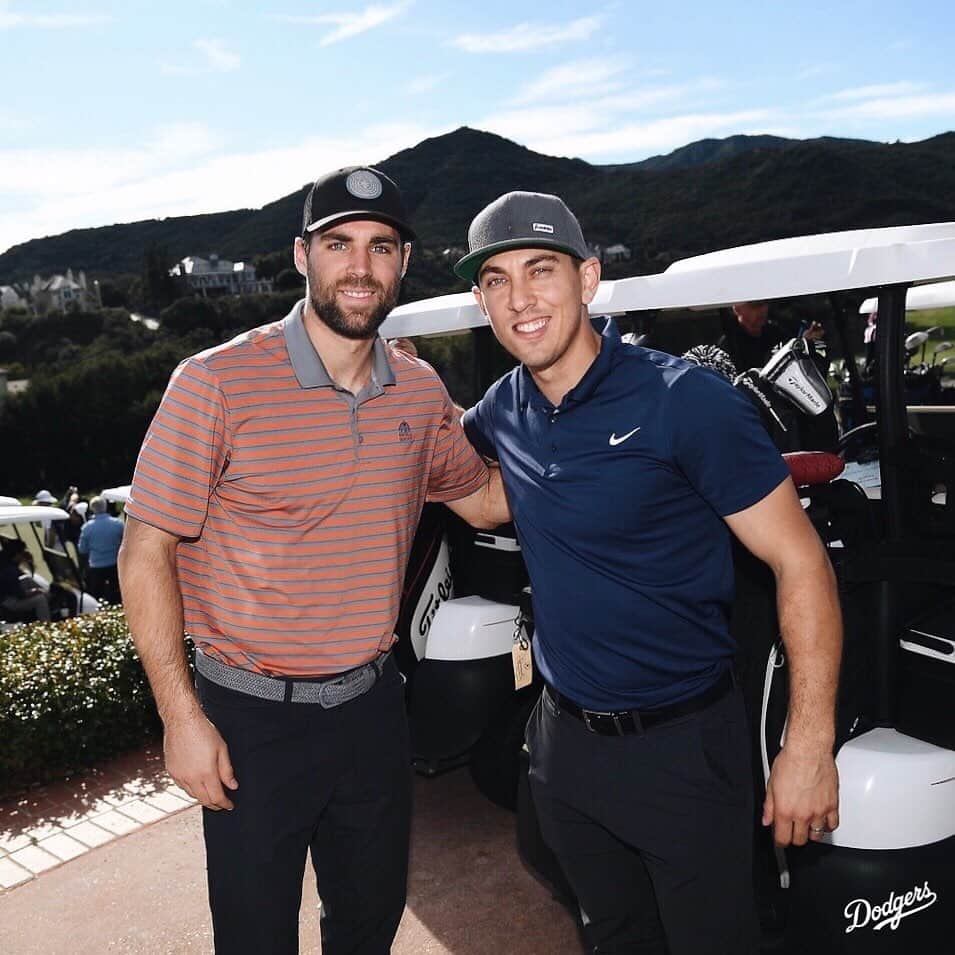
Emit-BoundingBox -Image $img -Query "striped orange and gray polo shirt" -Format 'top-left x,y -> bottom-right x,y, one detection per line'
126,300 -> 488,677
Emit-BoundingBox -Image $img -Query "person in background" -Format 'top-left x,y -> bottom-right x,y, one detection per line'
32,488 -> 60,547
78,496 -> 124,603
456,190 -> 842,955
720,300 -> 825,374
718,301 -> 785,371
0,538 -> 51,622
863,308 -> 878,375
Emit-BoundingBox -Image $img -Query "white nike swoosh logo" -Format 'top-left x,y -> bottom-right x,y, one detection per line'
608,427 -> 641,446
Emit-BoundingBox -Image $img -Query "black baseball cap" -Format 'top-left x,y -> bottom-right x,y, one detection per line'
302,166 -> 416,242
455,191 -> 590,284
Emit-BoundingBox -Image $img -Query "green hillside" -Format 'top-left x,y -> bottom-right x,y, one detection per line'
2,127 -> 954,292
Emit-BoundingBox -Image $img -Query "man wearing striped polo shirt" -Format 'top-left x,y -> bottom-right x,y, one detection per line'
119,167 -> 508,955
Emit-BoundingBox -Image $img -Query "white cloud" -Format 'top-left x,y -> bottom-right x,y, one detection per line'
451,15 -> 601,53
478,106 -> 775,160
0,4 -> 110,29
161,37 -> 241,75
818,82 -> 926,103
823,91 -> 955,120
195,38 -> 241,72
274,3 -> 410,46
406,74 -> 444,95
0,122 -> 445,255
0,123 -> 220,197
484,75 -> 736,152
793,63 -> 839,82
514,57 -> 632,104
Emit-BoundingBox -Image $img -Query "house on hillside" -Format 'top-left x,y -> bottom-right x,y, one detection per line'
586,243 -> 632,264
29,269 -> 101,313
1,285 -> 24,310
170,254 -> 273,297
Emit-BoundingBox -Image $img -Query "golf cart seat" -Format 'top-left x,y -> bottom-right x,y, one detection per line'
42,546 -> 84,589
446,514 -> 529,606
900,432 -> 955,537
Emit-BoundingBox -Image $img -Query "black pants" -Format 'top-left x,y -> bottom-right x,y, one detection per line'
526,683 -> 759,955
197,656 -> 412,955
85,564 -> 121,604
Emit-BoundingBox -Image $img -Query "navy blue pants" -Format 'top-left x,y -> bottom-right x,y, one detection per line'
197,656 -> 411,955
526,683 -> 760,955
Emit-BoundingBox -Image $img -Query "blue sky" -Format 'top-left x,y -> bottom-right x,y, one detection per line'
1,0 -> 954,255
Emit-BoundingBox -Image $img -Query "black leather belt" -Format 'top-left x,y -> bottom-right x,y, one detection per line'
546,669 -> 733,736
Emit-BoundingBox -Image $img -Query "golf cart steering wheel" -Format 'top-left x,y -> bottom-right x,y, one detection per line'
837,422 -> 879,463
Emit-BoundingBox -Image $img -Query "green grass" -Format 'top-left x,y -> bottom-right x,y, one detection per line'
907,305 -> 955,332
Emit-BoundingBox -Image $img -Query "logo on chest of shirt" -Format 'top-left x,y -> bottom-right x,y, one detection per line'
398,421 -> 413,443
608,426 -> 641,446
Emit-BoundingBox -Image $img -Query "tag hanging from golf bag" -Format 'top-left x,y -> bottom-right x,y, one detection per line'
512,610 -> 533,690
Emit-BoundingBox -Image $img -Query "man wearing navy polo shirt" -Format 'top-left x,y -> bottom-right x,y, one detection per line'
457,192 -> 842,954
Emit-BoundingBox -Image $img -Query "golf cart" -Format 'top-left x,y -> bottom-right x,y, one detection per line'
1,503 -> 100,628
100,484 -> 131,517
381,221 -> 955,951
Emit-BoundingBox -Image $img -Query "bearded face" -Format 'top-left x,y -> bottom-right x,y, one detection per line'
307,265 -> 401,340
299,221 -> 407,340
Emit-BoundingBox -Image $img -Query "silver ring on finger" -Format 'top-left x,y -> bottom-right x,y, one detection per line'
809,824 -> 826,834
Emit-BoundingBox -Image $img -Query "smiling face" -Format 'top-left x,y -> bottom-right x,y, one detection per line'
473,247 -> 601,389
294,219 -> 410,340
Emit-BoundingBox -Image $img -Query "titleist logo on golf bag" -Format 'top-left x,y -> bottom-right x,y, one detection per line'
844,881 -> 937,933
417,563 -> 453,639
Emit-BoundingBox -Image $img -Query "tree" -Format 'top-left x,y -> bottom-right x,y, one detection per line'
274,268 -> 304,291
141,243 -> 181,313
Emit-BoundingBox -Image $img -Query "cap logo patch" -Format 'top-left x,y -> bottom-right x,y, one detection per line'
532,222 -> 554,234
345,170 -> 383,200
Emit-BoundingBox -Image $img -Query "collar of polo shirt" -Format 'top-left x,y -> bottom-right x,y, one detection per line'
519,316 -> 617,411
283,300 -> 397,390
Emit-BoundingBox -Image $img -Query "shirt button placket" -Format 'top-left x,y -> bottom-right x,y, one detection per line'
352,405 -> 363,450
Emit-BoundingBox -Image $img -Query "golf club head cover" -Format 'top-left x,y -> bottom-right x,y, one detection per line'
782,451 -> 845,487
759,337 -> 833,416
681,344 -> 738,382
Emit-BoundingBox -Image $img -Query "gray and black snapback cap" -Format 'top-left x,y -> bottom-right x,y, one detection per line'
454,191 -> 589,284
302,166 -> 416,242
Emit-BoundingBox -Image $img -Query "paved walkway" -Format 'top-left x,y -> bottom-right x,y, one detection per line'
0,744 -> 195,892
0,746 -> 579,953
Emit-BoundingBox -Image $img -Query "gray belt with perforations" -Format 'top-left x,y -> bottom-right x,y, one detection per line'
195,648 -> 389,707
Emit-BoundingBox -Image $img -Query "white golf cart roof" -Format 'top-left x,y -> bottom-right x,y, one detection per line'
0,504 -> 70,525
0,495 -> 21,506
380,222 -> 955,339
100,485 -> 131,504
859,279 -> 955,316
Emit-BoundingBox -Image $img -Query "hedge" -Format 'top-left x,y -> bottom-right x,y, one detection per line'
0,607 -> 163,797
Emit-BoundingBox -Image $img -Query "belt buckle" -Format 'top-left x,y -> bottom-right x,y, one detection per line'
582,709 -> 618,735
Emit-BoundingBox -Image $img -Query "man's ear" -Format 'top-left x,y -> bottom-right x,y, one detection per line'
293,236 -> 308,278
579,256 -> 602,305
401,241 -> 412,278
472,286 -> 489,316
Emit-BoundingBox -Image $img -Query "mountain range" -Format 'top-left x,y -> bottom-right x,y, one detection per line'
2,126 -> 954,291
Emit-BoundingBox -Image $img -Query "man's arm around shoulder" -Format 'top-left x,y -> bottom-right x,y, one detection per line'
444,465 -> 511,529
724,478 -> 842,847
118,517 -> 238,810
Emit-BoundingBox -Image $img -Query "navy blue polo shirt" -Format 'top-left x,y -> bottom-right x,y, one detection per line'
463,318 -> 789,711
